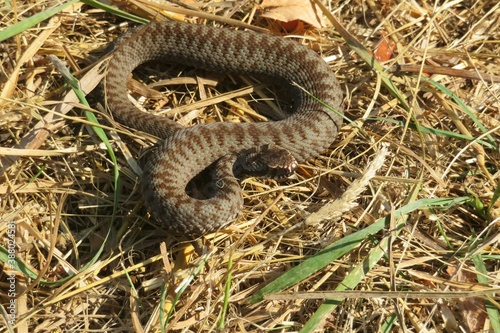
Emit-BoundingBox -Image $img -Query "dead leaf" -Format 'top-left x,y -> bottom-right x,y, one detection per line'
260,0 -> 326,29
374,31 -> 396,62
447,262 -> 487,332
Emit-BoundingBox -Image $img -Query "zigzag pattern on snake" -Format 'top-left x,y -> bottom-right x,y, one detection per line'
105,21 -> 343,236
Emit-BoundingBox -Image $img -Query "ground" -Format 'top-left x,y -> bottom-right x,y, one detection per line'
0,0 -> 499,332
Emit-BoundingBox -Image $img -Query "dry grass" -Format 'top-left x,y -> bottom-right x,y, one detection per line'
1,0 -> 500,332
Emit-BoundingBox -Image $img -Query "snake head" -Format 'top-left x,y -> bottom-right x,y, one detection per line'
235,144 -> 298,179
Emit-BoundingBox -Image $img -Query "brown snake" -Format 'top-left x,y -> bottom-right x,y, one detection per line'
105,21 -> 343,236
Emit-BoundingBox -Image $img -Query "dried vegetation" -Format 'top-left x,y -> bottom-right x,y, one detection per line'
1,0 -> 499,332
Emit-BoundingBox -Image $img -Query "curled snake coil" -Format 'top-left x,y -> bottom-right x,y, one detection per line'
105,21 -> 344,236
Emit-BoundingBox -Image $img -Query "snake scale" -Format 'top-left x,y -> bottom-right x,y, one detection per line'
105,21 -> 343,236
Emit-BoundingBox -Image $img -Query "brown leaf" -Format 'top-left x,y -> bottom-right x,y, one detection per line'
260,0 -> 326,29
447,262 -> 487,332
374,31 -> 396,62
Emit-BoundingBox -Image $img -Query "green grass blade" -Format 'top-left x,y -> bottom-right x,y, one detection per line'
0,226 -> 112,287
80,0 -> 148,24
418,76 -> 497,149
48,55 -> 120,219
379,313 -> 398,333
316,3 -> 410,112
0,245 -> 44,281
249,197 -> 469,304
0,0 -> 79,42
374,117 -> 496,150
473,254 -> 500,333
488,180 -> 500,217
12,56 -> 120,287
299,231 -> 400,332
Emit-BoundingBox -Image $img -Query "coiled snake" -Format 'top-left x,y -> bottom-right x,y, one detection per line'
105,21 -> 343,236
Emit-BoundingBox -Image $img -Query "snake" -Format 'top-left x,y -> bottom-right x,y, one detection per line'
105,21 -> 343,236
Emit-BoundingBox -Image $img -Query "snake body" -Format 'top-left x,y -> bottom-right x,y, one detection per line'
105,21 -> 343,236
